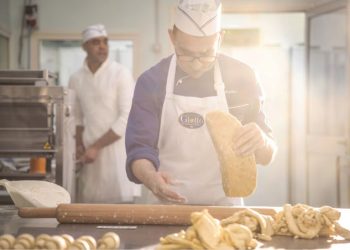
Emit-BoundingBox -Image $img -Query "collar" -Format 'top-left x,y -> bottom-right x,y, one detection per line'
83,58 -> 110,75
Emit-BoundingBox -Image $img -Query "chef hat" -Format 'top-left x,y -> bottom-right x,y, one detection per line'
174,0 -> 222,37
82,24 -> 108,43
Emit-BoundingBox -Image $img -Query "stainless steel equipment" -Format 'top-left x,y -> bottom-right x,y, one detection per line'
0,70 -> 75,201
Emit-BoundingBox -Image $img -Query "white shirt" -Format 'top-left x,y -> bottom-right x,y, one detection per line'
69,58 -> 138,203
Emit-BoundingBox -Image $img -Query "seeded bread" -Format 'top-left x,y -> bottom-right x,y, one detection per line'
206,111 -> 256,197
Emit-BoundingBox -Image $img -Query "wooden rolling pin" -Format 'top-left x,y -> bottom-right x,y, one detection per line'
18,204 -> 277,225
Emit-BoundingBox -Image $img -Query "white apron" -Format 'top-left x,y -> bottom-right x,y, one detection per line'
75,61 -> 139,203
147,55 -> 243,206
77,135 -> 135,203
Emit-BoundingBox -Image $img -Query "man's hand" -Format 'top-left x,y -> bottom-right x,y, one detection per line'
233,122 -> 276,165
147,171 -> 187,203
76,143 -> 85,160
79,145 -> 100,164
233,122 -> 266,157
77,129 -> 121,164
132,159 -> 187,203
75,126 -> 85,161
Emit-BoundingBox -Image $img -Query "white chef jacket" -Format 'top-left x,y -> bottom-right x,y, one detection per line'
69,58 -> 139,203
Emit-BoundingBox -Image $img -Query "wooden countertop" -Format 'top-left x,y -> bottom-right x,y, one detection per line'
1,205 -> 350,249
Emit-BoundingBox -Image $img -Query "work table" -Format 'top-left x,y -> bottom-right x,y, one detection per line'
1,205 -> 350,249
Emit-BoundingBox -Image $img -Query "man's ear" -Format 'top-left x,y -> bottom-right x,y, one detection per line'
219,30 -> 225,47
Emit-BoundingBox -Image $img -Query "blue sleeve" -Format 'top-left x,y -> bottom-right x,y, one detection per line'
241,71 -> 273,136
218,54 -> 273,136
125,72 -> 164,183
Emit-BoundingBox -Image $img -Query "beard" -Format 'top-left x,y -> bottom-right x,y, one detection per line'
178,61 -> 215,79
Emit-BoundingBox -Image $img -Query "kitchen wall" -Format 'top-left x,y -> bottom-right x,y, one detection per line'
6,0 -> 178,75
2,0 -> 304,206
2,0 -> 348,207
0,0 -> 10,69
0,0 -> 9,33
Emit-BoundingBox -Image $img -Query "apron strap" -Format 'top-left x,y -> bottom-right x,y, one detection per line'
166,55 -> 177,95
214,60 -> 229,113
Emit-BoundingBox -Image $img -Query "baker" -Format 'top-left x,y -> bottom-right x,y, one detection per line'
69,24 -> 139,203
125,0 -> 277,205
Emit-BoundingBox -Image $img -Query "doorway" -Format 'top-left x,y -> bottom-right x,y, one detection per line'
305,2 -> 349,207
30,33 -> 138,86
38,39 -> 133,86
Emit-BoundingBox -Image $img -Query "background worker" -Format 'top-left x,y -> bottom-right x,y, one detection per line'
69,24 -> 139,203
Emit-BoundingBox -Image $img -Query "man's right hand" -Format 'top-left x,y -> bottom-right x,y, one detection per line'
147,171 -> 187,203
76,143 -> 85,160
132,159 -> 187,204
75,126 -> 85,161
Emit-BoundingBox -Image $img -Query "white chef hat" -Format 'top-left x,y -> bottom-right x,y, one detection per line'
174,0 -> 222,37
82,24 -> 108,43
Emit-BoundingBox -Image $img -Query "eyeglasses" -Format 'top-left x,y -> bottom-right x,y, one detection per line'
176,54 -> 217,63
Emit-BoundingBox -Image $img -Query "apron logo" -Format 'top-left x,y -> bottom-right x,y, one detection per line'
178,112 -> 204,129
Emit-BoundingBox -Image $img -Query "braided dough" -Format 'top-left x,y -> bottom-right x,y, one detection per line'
35,234 -> 52,249
61,234 -> 75,247
0,233 -> 120,250
77,236 -> 96,250
0,234 -> 15,249
206,111 -> 256,197
45,235 -> 67,250
158,204 -> 350,249
67,238 -> 91,250
97,232 -> 120,250
273,204 -> 350,240
13,234 -> 35,249
158,209 -> 257,249
221,208 -> 274,241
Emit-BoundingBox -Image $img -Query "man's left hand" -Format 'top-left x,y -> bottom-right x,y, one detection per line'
80,145 -> 100,164
232,122 -> 267,157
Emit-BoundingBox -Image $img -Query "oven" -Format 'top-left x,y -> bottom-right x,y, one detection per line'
0,70 -> 76,201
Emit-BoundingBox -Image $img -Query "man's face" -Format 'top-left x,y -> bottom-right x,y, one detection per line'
169,28 -> 221,78
83,36 -> 109,65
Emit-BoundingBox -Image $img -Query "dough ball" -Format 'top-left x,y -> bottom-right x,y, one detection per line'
0,234 -> 16,249
97,232 -> 120,250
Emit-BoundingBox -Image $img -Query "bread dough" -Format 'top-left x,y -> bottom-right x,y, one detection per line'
44,235 -> 67,250
273,203 -> 349,240
221,208 -> 274,241
206,111 -> 257,197
61,234 -> 75,246
77,236 -> 96,250
97,232 -> 120,250
158,209 -> 257,249
191,210 -> 221,248
0,233 -> 117,250
67,239 -> 91,250
13,234 -> 35,249
35,234 -> 51,249
0,179 -> 70,207
0,234 -> 15,249
223,224 -> 257,249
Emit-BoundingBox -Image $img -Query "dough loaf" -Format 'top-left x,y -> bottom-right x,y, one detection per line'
206,111 -> 257,197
